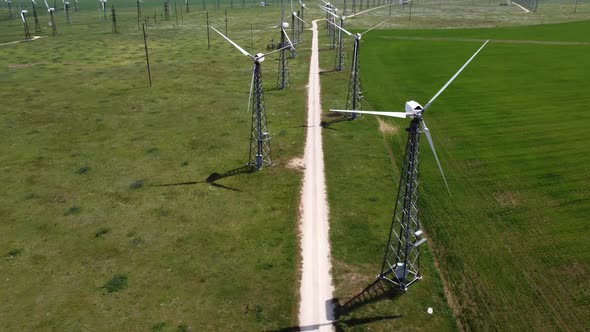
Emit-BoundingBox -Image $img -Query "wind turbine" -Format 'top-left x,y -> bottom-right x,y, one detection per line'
20,9 -> 31,41
7,0 -> 13,18
210,26 -> 292,170
98,0 -> 106,20
31,0 -> 41,33
320,4 -> 346,71
48,7 -> 57,36
64,1 -> 71,24
331,40 -> 489,291
319,0 -> 337,47
271,0 -> 296,88
329,18 -> 390,119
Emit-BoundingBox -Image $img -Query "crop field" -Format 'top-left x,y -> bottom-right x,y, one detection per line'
321,17 -> 590,331
1,0 -> 589,330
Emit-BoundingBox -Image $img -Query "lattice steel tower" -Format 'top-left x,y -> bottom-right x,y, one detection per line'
21,10 -> 31,41
249,57 -> 273,170
32,2 -> 41,33
334,16 -> 345,71
378,117 -> 426,291
49,8 -> 57,36
290,13 -> 297,58
277,28 -> 290,89
345,34 -> 362,119
65,2 -> 71,24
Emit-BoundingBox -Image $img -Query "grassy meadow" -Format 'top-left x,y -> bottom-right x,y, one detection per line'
2,0 -> 590,330
1,1 -> 311,330
321,18 -> 590,331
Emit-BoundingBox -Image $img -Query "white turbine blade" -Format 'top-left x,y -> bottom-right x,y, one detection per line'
320,5 -> 340,19
290,0 -> 293,14
20,12 -> 25,22
247,66 -> 254,113
293,13 -> 307,25
282,28 -> 294,48
423,40 -> 489,112
43,0 -> 48,8
263,42 -> 296,57
327,19 -> 352,36
330,109 -> 408,118
319,0 -> 329,5
361,17 -> 391,35
346,2 -> 391,17
421,120 -> 451,195
210,26 -> 253,59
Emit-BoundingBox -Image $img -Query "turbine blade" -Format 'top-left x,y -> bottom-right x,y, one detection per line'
361,17 -> 391,35
423,40 -> 489,112
282,28 -> 295,49
247,66 -> 254,113
346,2 -> 391,17
293,13 -> 308,25
210,26 -> 253,59
44,0 -> 48,8
264,41 -> 298,57
320,5 -> 339,19
327,18 -> 352,36
330,109 -> 408,118
421,120 -> 451,195
319,0 -> 329,4
21,12 -> 26,22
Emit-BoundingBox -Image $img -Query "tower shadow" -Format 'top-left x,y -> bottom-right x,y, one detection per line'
205,164 -> 256,192
269,279 -> 402,332
336,278 -> 403,317
149,165 -> 255,192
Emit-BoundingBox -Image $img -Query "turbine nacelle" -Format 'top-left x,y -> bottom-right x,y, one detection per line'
281,22 -> 289,28
254,53 -> 265,63
405,100 -> 423,117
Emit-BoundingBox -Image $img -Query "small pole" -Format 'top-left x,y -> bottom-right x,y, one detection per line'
111,4 -> 118,33
186,0 -> 189,13
174,0 -> 178,27
142,24 -> 153,87
389,0 -> 392,15
202,0 -> 205,11
224,9 -> 228,36
408,0 -> 412,21
574,0 -> 578,13
206,10 -> 210,50
137,0 -> 141,28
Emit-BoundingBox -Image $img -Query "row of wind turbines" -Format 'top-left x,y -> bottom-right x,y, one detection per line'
210,0 -> 489,291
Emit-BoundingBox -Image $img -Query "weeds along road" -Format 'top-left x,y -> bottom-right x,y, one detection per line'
297,20 -> 335,332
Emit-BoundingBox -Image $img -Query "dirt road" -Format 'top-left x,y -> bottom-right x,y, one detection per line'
297,20 -> 335,331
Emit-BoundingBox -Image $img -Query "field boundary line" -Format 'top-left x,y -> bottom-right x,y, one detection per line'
384,35 -> 590,45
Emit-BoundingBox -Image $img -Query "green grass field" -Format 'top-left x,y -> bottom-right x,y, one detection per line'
1,2 -> 310,330
322,19 -> 590,331
1,0 -> 589,330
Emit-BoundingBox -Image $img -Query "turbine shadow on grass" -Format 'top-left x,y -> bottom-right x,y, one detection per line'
335,278 -> 403,317
205,164 -> 257,192
270,280 -> 402,332
150,165 -> 255,192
